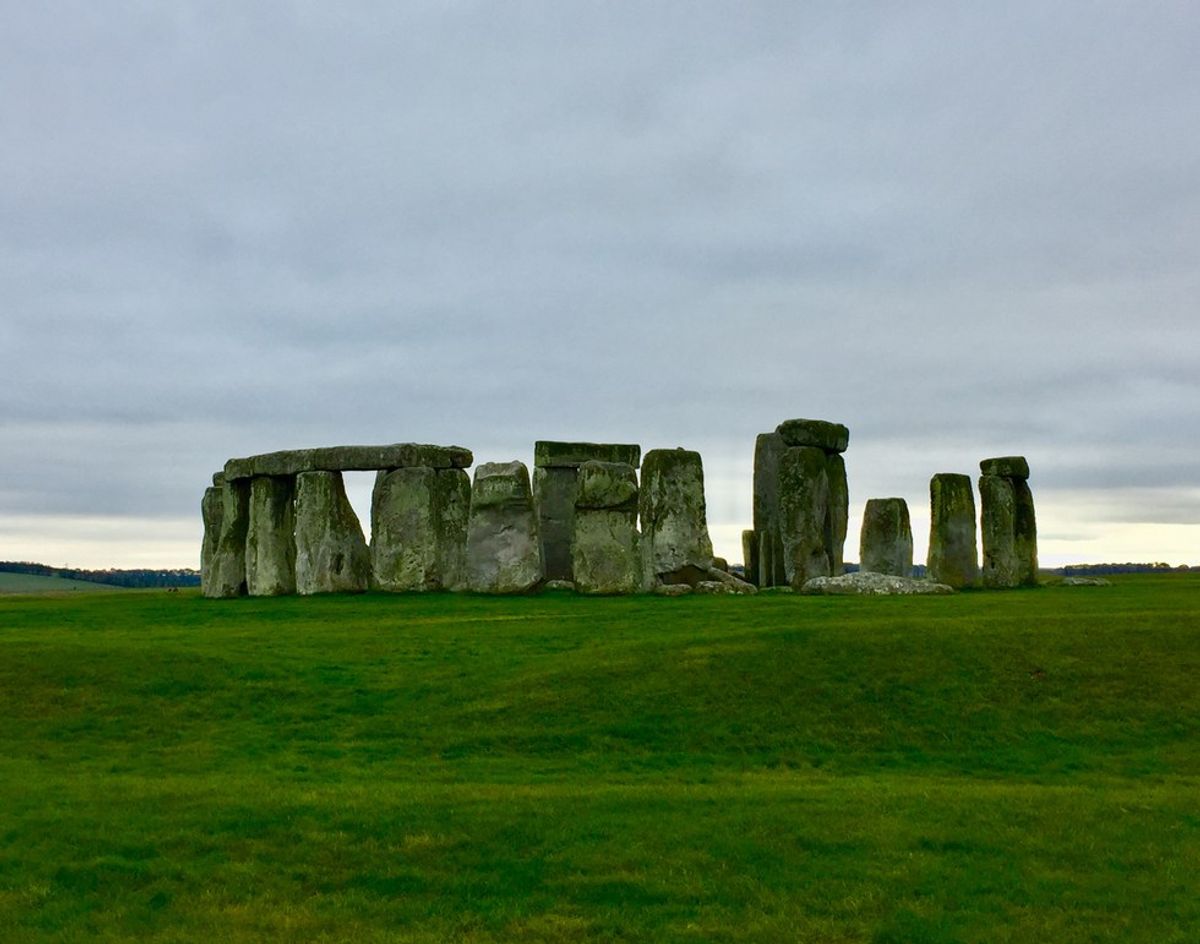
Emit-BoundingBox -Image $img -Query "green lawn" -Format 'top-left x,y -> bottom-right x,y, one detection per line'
1,576 -> 1197,942
0,571 -> 127,594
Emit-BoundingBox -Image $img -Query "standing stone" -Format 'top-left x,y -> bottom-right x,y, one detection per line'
294,471 -> 371,595
979,456 -> 1038,589
246,475 -> 297,596
825,453 -> 849,576
466,461 -> 543,593
640,448 -> 714,586
927,473 -> 978,589
979,474 -> 1019,588
200,483 -> 224,592
778,446 -> 831,587
752,433 -> 787,587
204,476 -> 250,598
572,461 -> 641,594
1012,479 -> 1039,587
859,497 -> 913,577
742,529 -> 759,587
533,442 -> 641,583
371,466 -> 470,592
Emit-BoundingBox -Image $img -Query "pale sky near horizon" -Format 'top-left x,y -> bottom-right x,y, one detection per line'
2,2 -> 1198,570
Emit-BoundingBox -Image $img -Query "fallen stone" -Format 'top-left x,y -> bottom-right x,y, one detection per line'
534,441 -> 641,469
859,497 -> 913,578
704,565 -> 757,594
640,448 -> 714,585
225,443 -> 473,480
694,580 -> 735,595
927,473 -> 978,589
654,583 -> 693,596
1059,576 -> 1111,586
776,418 -> 850,454
979,456 -> 1030,480
711,557 -> 729,573
572,461 -> 641,595
543,579 -> 576,592
465,461 -> 543,593
204,476 -> 250,598
778,446 -> 831,588
802,572 -> 954,595
294,471 -> 371,594
371,467 -> 470,592
246,475 -> 297,596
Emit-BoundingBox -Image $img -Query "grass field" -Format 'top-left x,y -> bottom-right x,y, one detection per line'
1,576 -> 1197,942
0,571 -> 128,594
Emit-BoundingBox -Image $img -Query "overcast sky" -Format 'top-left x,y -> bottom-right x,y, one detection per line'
3,1 -> 1197,569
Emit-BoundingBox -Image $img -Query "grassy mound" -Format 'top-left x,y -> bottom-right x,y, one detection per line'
1,576 -> 1197,941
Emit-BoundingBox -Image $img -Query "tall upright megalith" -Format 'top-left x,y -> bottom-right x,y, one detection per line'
979,456 -> 1037,588
294,471 -> 371,594
859,497 -> 913,577
572,461 -> 641,595
205,474 -> 251,598
533,441 -> 641,584
640,448 -> 714,586
246,475 -> 297,596
758,418 -> 850,588
466,461 -> 543,593
371,466 -> 471,591
927,473 -> 978,588
200,476 -> 224,593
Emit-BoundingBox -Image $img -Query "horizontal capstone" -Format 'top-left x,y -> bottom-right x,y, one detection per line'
225,443 -> 472,480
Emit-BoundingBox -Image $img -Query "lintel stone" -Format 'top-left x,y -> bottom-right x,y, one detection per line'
225,443 -> 472,480
775,419 -> 849,454
979,456 -> 1030,480
534,441 -> 641,469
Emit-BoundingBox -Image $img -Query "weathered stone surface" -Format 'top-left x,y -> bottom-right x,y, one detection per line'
712,557 -> 729,573
533,466 -> 577,582
695,580 -> 735,595
204,477 -> 250,598
654,583 -> 693,596
246,476 -> 296,596
200,485 -> 224,592
776,418 -> 850,454
742,530 -> 759,587
575,461 -> 638,510
370,467 -> 470,592
294,471 -> 371,594
1059,576 -> 1111,586
825,453 -> 849,576
980,456 -> 1030,480
979,474 -> 1019,589
704,565 -> 757,594
802,572 -> 954,595
752,433 -> 787,588
572,461 -> 640,595
778,446 -> 831,588
1012,478 -> 1039,587
543,579 -> 576,592
466,461 -> 543,593
225,443 -> 473,480
533,441 -> 641,469
640,448 -> 714,584
859,498 -> 913,578
212,471 -> 226,487
927,473 -> 978,589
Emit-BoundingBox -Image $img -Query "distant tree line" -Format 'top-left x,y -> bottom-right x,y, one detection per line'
0,561 -> 201,588
1051,562 -> 1190,576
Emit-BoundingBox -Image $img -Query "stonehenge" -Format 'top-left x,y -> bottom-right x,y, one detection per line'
751,419 -> 849,589
980,456 -> 1038,588
533,441 -> 641,584
859,498 -> 913,577
927,473 -> 979,588
199,427 -> 1040,599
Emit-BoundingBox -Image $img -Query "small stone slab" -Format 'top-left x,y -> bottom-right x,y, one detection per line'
225,443 -> 472,480
775,419 -> 849,454
534,441 -> 641,469
802,572 -> 954,595
979,456 -> 1030,480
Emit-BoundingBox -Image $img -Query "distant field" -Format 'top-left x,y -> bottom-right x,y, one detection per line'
0,571 -> 128,594
0,576 -> 1197,942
